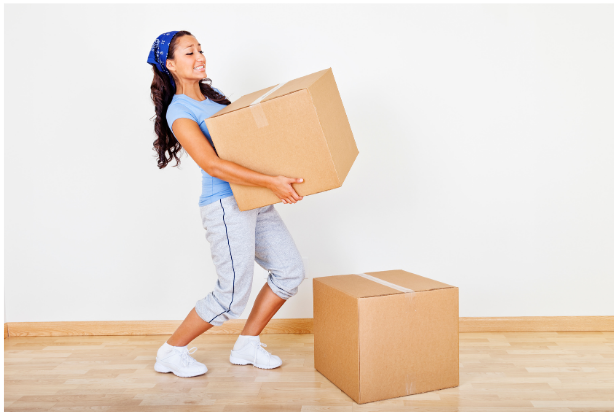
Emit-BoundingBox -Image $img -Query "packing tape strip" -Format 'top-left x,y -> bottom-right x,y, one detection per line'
357,273 -> 416,395
357,273 -> 416,396
406,377 -> 414,396
358,273 -> 415,395
355,273 -> 415,293
250,105 -> 268,128
250,81 -> 288,106
248,81 -> 288,128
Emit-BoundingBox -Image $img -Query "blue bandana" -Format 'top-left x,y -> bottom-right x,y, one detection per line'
147,31 -> 180,89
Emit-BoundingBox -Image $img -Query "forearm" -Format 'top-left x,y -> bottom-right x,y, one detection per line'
210,158 -> 274,189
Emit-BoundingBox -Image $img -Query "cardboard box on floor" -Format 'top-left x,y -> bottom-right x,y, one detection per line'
313,269 -> 459,404
205,68 -> 359,211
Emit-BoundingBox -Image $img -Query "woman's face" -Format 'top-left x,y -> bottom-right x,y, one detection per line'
167,35 -> 207,84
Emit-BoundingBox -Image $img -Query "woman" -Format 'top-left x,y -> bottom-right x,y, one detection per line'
146,30 -> 306,377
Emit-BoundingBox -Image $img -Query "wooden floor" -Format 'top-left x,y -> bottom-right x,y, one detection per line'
4,332 -> 614,411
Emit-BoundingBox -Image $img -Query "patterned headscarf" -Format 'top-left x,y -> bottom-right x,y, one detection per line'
147,31 -> 180,89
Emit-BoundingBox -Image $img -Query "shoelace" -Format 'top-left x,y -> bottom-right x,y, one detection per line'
178,346 -> 198,367
253,342 -> 272,366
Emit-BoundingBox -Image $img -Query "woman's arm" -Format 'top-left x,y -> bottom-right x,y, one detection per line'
171,118 -> 303,203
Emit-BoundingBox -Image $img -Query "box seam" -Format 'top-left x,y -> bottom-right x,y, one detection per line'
209,89 -> 305,118
317,280 -> 456,300
209,68 -> 331,118
361,285 -> 456,299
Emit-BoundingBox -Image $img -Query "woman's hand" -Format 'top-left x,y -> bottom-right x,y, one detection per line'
267,176 -> 304,204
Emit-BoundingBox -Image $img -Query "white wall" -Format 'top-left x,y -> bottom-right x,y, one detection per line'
4,4 -> 613,323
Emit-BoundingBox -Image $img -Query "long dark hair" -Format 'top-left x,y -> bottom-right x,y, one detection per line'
149,30 -> 231,169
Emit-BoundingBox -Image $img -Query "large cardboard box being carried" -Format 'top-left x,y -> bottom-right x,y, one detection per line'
313,269 -> 459,404
205,68 -> 358,211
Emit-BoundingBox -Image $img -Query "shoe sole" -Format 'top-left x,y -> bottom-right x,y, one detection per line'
154,360 -> 207,377
229,354 -> 281,369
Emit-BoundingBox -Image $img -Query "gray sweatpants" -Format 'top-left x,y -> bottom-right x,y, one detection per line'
195,195 -> 306,326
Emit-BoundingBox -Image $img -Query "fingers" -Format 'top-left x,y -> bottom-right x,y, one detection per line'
285,189 -> 304,204
281,193 -> 304,204
288,178 -> 304,203
290,190 -> 302,202
280,177 -> 305,205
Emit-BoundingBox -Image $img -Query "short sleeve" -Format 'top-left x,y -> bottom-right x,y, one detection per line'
166,103 -> 197,136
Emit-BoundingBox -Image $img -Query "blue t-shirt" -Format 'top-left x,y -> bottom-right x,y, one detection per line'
165,88 -> 234,207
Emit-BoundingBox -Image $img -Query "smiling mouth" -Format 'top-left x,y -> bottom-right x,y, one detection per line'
194,65 -> 206,71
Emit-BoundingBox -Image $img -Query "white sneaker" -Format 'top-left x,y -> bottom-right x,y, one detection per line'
154,345 -> 208,378
229,340 -> 282,369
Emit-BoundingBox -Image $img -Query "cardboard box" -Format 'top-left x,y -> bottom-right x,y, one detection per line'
313,269 -> 459,404
205,68 -> 358,211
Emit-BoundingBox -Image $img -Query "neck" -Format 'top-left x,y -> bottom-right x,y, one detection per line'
175,80 -> 206,101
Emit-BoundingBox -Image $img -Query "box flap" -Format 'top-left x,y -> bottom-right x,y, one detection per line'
315,269 -> 455,299
208,68 -> 332,118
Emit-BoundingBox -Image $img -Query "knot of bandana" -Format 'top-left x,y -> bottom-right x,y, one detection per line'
147,31 -> 180,89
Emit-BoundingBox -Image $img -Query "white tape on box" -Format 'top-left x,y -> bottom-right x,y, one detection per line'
357,272 -> 416,395
250,81 -> 288,106
368,276 -> 456,397
355,273 -> 415,293
248,81 -> 288,128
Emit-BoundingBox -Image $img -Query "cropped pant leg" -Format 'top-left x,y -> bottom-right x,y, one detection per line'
195,195 -> 258,326
254,204 -> 306,300
194,195 -> 305,327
